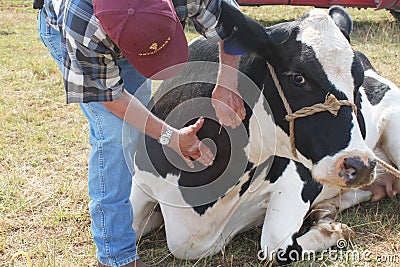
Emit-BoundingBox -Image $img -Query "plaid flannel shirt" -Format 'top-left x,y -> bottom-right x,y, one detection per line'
43,0 -> 239,103
42,0 -> 60,29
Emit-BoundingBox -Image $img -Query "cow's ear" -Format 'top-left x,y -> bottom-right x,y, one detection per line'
220,1 -> 271,56
328,6 -> 353,43
354,50 -> 375,71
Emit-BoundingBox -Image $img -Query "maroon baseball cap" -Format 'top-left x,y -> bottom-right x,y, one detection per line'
93,0 -> 188,80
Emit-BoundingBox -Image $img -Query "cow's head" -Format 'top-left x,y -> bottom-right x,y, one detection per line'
221,4 -> 376,188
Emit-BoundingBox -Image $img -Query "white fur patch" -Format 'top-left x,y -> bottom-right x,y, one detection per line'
246,93 -> 276,164
297,9 -> 355,101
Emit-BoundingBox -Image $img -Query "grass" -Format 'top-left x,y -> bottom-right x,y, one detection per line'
0,1 -> 399,266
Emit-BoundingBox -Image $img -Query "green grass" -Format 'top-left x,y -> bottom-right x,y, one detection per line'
0,2 -> 399,267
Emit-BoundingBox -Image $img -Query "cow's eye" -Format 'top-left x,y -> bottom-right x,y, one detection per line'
293,74 -> 306,86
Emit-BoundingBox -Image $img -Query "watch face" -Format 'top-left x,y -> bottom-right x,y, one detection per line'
159,135 -> 170,145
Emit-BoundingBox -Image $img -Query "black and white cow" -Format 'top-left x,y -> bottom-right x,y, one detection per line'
129,4 -> 399,264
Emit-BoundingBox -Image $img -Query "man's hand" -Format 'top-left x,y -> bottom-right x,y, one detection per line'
212,85 -> 245,128
169,117 -> 215,169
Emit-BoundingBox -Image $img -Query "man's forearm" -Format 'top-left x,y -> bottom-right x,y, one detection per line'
211,40 -> 245,128
217,40 -> 240,90
102,90 -> 169,141
102,90 -> 214,168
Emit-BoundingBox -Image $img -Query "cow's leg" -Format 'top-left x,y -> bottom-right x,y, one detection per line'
260,193 -> 311,264
288,189 -> 372,260
130,181 -> 163,238
259,161 -> 314,263
268,189 -> 371,265
160,205 -> 226,260
261,169 -> 371,265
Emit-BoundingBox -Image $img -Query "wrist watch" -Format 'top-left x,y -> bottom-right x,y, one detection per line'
158,126 -> 174,145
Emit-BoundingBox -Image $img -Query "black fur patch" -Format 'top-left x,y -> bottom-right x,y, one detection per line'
363,76 -> 391,106
295,162 -> 323,204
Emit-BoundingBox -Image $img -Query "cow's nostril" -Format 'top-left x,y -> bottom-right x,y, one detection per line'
340,157 -> 375,187
343,161 -> 356,176
369,159 -> 377,168
344,157 -> 365,172
341,158 -> 358,180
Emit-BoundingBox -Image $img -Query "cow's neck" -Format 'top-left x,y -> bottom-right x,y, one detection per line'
247,87 -> 312,170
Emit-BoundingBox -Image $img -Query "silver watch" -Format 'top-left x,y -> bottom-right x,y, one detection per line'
158,126 -> 174,145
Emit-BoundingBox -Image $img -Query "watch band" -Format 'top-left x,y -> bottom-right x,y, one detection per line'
164,126 -> 173,138
158,126 -> 174,145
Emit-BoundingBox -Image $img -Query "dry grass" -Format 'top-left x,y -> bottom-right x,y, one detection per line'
0,1 -> 399,267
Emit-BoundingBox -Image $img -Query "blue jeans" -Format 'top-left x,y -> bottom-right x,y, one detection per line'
38,9 -> 151,266
38,8 -> 63,70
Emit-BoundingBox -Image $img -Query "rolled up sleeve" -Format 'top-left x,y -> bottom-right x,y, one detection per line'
62,0 -> 124,103
63,31 -> 124,103
175,0 -> 240,42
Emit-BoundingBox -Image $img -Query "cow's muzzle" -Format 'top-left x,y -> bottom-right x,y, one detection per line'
339,157 -> 376,187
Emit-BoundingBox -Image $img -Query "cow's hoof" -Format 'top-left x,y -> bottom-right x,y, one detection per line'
324,222 -> 355,243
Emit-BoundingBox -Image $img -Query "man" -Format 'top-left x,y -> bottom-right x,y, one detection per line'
37,0 -> 245,266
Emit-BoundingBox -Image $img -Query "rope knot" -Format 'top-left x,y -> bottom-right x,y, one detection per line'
324,94 -> 343,116
285,94 -> 357,122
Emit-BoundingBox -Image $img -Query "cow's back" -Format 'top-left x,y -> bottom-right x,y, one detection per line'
151,37 -> 268,120
150,38 -> 219,120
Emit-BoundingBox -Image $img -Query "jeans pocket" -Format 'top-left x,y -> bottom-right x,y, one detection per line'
38,9 -> 63,64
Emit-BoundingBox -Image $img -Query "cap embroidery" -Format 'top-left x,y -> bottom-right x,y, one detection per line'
149,43 -> 158,50
138,37 -> 171,56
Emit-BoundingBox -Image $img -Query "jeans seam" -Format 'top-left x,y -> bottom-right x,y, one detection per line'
47,36 -> 62,59
84,103 -> 105,140
85,103 -> 112,260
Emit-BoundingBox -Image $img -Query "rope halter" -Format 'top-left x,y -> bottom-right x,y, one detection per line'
266,62 -> 357,159
266,62 -> 400,180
